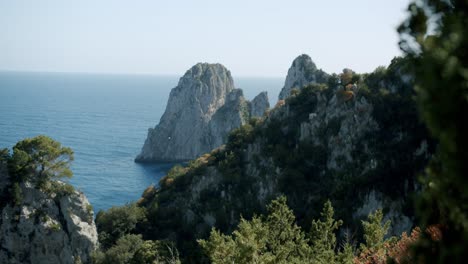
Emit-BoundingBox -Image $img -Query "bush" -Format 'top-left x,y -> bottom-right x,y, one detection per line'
96,203 -> 147,249
49,222 -> 61,231
96,234 -> 144,264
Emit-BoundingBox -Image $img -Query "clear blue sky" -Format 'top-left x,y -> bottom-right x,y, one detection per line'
0,0 -> 410,77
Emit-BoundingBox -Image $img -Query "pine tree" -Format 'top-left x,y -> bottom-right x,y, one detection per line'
337,243 -> 354,264
309,200 -> 343,264
360,209 -> 391,251
198,196 -> 311,264
9,135 -> 74,188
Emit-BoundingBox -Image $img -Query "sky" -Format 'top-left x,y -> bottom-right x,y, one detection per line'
0,0 -> 411,77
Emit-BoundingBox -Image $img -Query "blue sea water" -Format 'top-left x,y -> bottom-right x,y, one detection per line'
0,71 -> 283,213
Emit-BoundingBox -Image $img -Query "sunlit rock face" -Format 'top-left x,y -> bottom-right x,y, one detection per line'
136,63 -> 269,162
278,54 -> 329,100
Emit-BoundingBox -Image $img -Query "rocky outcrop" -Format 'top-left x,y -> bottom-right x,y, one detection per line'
278,54 -> 329,100
0,165 -> 98,264
249,91 -> 269,118
136,63 -> 269,162
137,56 -> 432,253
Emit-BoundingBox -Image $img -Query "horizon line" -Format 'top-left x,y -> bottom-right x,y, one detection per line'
0,69 -> 285,79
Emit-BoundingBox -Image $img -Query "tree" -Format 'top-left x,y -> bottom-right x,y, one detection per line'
199,196 -> 311,263
398,0 -> 468,262
264,196 -> 311,263
309,200 -> 343,264
360,209 -> 391,251
9,135 -> 73,188
336,243 -> 354,264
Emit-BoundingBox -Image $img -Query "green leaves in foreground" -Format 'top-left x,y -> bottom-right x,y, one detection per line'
398,0 -> 468,262
360,209 -> 391,251
199,196 -> 357,264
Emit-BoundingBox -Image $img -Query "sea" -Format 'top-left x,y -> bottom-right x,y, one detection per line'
0,71 -> 283,213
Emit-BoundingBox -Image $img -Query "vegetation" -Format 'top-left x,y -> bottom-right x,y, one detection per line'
397,0 -> 468,262
4,3 -> 466,261
92,234 -> 181,264
0,135 -> 76,207
8,135 -> 74,188
360,209 -> 392,251
95,203 -> 148,249
199,196 -> 414,264
114,59 -> 432,262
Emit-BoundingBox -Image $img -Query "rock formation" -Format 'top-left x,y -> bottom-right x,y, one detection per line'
0,162 -> 98,264
136,56 -> 431,254
278,54 -> 329,100
249,91 -> 269,118
136,63 -> 269,162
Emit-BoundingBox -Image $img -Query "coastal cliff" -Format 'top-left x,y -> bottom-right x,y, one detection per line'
135,63 -> 269,162
131,56 -> 432,259
0,160 -> 98,264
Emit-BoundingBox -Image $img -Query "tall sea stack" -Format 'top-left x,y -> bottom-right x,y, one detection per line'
136,63 -> 269,162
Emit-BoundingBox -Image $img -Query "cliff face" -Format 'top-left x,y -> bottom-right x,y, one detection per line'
249,91 -> 269,118
136,63 -> 269,162
135,56 -> 432,258
0,164 -> 98,264
278,54 -> 329,100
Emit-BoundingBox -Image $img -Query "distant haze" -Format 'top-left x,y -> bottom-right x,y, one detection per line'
0,0 -> 410,77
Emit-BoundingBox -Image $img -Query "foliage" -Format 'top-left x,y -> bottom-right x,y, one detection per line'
360,209 -> 391,251
198,196 -> 312,264
398,0 -> 468,262
1,137 -> 77,208
131,240 -> 181,264
96,203 -> 147,249
309,200 -> 343,263
340,69 -> 355,86
8,135 -> 74,188
49,222 -> 61,231
199,196 -> 416,264
42,180 -> 76,197
160,165 -> 188,188
93,234 -> 144,264
337,243 -> 354,264
93,234 -> 181,264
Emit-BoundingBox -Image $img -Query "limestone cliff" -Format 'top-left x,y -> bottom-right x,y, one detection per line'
0,163 -> 98,264
136,63 -> 269,162
278,54 -> 329,100
135,57 -> 432,258
249,91 -> 269,118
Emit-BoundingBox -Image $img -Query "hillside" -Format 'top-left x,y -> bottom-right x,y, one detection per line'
97,56 -> 433,262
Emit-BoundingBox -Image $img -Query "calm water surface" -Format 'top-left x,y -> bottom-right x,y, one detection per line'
0,71 -> 282,212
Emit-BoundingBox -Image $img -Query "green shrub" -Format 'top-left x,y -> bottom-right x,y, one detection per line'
96,203 -> 147,249
97,234 -> 144,264
49,222 -> 61,232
